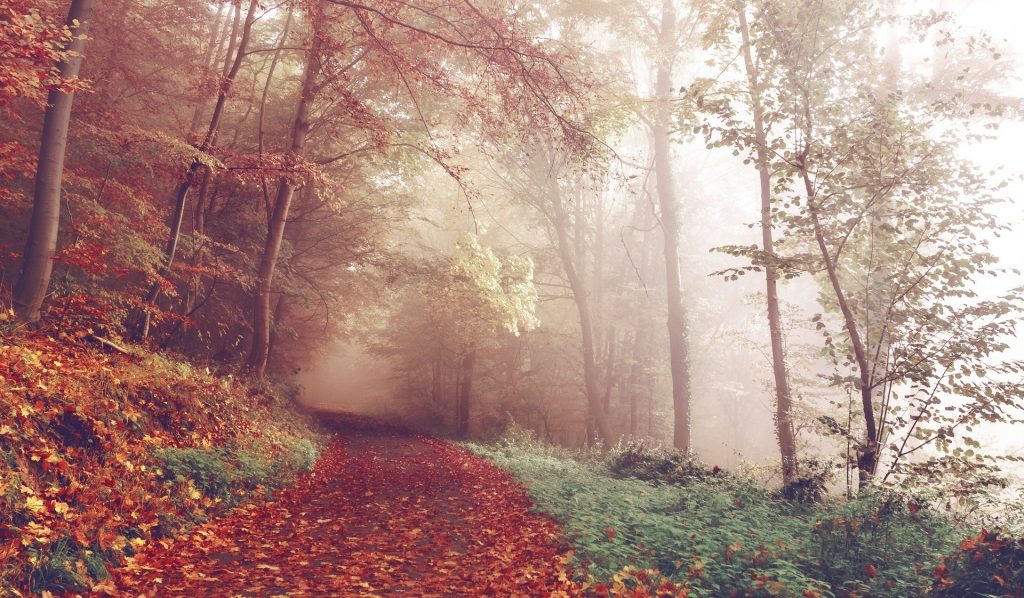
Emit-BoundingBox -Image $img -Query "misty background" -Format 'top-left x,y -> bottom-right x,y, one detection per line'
294,0 -> 1024,492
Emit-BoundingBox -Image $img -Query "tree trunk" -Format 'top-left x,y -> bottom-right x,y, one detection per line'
737,2 -> 798,484
802,168 -> 878,484
456,349 -> 474,438
602,327 -> 616,416
186,3 -> 230,138
653,0 -> 692,452
265,294 -> 287,373
258,6 -> 294,159
134,0 -> 259,340
551,196 -> 613,446
13,0 -> 95,322
628,373 -> 638,436
246,21 -> 323,378
431,360 -> 443,406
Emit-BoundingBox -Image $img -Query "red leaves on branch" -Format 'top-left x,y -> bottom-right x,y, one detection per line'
109,422 -> 581,596
0,0 -> 84,112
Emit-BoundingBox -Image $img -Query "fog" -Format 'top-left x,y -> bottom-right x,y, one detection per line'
287,0 -> 1024,494
10,0 -> 1024,593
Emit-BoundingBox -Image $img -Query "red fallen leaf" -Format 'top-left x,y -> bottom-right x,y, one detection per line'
604,526 -> 617,541
907,501 -> 920,513
863,563 -> 878,577
106,420 -> 584,596
933,563 -> 949,580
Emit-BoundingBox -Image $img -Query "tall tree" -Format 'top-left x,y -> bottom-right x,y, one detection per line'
133,0 -> 260,340
246,7 -> 324,377
13,0 -> 95,322
652,0 -> 693,451
703,0 -> 1024,484
735,0 -> 797,483
551,179 -> 614,445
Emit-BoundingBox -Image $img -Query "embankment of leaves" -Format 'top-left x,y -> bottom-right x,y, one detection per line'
0,329 -> 324,595
468,427 -> 1024,597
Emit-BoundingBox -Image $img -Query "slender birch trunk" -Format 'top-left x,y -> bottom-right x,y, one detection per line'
737,1 -> 798,483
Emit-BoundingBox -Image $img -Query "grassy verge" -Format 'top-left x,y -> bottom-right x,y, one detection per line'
0,330 -> 324,594
467,428 -> 967,597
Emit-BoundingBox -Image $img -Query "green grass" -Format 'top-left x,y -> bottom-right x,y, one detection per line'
467,431 -> 961,597
154,436 -> 318,505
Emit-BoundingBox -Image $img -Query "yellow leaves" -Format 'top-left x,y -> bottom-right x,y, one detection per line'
23,521 -> 54,545
724,540 -> 743,563
113,533 -> 146,552
24,495 -> 46,514
688,559 -> 706,578
0,332 -> 327,592
89,579 -> 119,594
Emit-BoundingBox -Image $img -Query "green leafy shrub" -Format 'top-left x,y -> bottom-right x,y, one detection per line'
778,460 -> 834,505
811,492 -> 958,596
155,447 -> 243,500
933,528 -> 1024,597
606,438 -> 719,486
82,549 -> 110,581
469,440 -> 823,595
154,436 -> 319,505
469,437 -> 961,597
280,437 -> 318,472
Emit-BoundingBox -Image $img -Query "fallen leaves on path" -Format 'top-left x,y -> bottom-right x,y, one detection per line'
105,421 -> 581,596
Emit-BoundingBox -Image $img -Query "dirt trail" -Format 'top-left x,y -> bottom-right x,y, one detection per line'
107,416 -> 579,596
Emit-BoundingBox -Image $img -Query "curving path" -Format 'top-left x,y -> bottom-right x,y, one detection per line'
105,416 -> 579,597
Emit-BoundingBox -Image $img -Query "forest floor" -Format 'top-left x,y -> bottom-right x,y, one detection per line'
103,415 -> 580,597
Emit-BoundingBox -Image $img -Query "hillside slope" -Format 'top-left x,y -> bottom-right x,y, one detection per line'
0,330 -> 322,594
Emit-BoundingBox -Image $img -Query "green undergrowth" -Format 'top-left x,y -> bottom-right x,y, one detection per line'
467,427 -> 970,597
155,437 -> 318,504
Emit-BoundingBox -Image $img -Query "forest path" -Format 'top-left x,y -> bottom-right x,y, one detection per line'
106,416 -> 579,597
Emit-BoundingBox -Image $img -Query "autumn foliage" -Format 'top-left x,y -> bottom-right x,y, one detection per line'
107,418 -> 582,596
0,327 -> 321,594
0,0 -> 81,111
1,0 -> 1023,594
933,529 -> 1024,597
